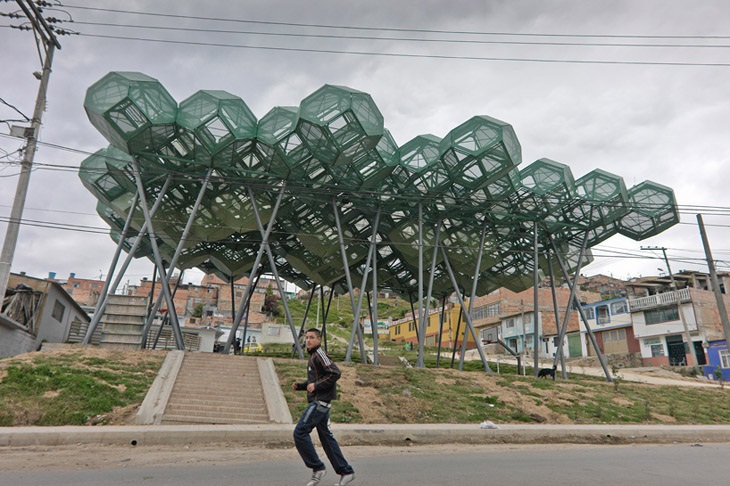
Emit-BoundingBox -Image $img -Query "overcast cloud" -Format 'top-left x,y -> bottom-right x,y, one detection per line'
1,0 -> 729,288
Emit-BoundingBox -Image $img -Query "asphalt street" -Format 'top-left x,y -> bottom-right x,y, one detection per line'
1,442 -> 726,486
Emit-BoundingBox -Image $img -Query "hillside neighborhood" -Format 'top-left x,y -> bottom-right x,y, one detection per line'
2,268 -> 729,381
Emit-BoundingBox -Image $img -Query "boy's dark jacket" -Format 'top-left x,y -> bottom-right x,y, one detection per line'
295,344 -> 340,403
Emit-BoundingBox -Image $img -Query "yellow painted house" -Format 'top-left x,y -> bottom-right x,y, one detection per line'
388,302 -> 477,348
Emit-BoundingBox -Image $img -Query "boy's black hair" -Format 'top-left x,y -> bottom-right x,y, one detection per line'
305,328 -> 321,338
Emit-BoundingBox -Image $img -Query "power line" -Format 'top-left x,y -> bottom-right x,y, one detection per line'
73,32 -> 730,68
69,20 -> 730,50
60,4 -> 730,41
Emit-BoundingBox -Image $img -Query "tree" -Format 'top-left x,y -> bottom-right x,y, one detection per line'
263,287 -> 281,317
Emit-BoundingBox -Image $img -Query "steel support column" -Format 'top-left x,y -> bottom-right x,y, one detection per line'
440,246 -> 492,373
224,183 -> 288,355
416,204 -> 426,368
83,175 -> 173,344
549,235 -> 613,382
459,221 -> 490,370
547,248 -> 567,379
345,208 -> 380,364
140,168 -> 213,346
247,185 -> 301,359
130,159 -> 185,350
533,222 -> 540,375
417,219 -> 442,367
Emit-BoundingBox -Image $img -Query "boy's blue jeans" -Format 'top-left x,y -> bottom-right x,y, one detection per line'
293,401 -> 354,475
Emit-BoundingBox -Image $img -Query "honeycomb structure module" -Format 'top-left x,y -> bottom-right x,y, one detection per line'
80,72 -> 680,297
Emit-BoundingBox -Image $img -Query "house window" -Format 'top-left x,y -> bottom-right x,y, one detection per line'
611,300 -> 628,315
596,305 -> 610,325
720,349 -> 730,369
645,307 -> 679,325
651,343 -> 664,357
52,300 -> 66,322
583,307 -> 595,320
470,302 -> 500,321
506,318 -> 515,328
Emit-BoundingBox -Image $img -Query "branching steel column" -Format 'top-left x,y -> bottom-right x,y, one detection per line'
440,246 -> 492,373
371,234 -> 379,365
224,183 -> 288,355
450,305 -> 463,368
416,204 -> 426,368
83,191 -> 138,341
436,296 -> 447,368
247,184 -> 302,359
241,273 -> 261,354
321,286 -> 335,352
332,199 -> 364,363
83,175 -> 173,344
418,219 -> 442,367
551,232 -> 587,363
140,169 -> 213,346
345,208 -> 380,364
130,159 -> 185,350
459,221 -> 490,370
292,284 -> 317,359
152,269 -> 185,350
549,235 -> 613,382
547,248 -> 567,379
533,222 -> 540,375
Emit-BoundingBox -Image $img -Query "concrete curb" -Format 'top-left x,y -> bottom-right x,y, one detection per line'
134,350 -> 185,425
2,424 -> 729,448
257,357 -> 293,424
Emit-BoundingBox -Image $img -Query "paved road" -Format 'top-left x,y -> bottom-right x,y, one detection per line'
2,442 -> 727,486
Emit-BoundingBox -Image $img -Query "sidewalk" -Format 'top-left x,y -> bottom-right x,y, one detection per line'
2,423 -> 730,448
461,350 -> 717,388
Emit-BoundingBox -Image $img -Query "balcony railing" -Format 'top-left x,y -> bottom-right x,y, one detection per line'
628,287 -> 691,312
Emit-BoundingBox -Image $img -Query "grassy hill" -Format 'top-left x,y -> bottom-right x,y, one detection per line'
2,347 -> 729,427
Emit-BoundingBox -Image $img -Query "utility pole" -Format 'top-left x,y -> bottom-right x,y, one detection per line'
641,246 -> 701,374
0,1 -> 61,306
696,214 -> 730,350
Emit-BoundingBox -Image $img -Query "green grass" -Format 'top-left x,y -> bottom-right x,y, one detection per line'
5,348 -> 730,428
274,355 -> 730,425
0,351 -> 165,426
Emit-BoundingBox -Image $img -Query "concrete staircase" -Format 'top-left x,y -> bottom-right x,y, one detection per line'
160,353 -> 271,425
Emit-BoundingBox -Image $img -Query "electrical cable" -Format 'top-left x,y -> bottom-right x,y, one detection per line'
69,20 -> 730,50
60,4 -> 730,41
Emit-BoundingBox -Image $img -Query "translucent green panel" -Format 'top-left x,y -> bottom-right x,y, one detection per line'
440,115 -> 521,192
617,181 -> 679,240
177,90 -> 257,158
79,146 -> 136,205
81,72 -> 680,299
84,72 -> 177,154
296,85 -> 384,170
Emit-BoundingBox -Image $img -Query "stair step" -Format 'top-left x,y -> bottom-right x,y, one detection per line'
161,415 -> 268,425
161,352 -> 272,425
165,404 -> 267,415
171,387 -> 260,394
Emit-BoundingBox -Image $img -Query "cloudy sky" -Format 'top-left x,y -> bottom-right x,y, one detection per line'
1,0 -> 729,289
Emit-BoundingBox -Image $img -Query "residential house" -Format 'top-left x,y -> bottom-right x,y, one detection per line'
469,286 -> 599,358
388,302 -> 468,349
625,271 -> 730,369
1,273 -> 90,358
580,297 -> 640,365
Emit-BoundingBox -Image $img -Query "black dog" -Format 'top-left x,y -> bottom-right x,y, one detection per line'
537,365 -> 557,380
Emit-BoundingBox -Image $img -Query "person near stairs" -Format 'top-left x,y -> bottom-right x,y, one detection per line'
292,328 -> 356,486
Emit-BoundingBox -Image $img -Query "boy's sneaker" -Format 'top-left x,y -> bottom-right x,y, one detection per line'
306,469 -> 326,486
335,473 -> 356,485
